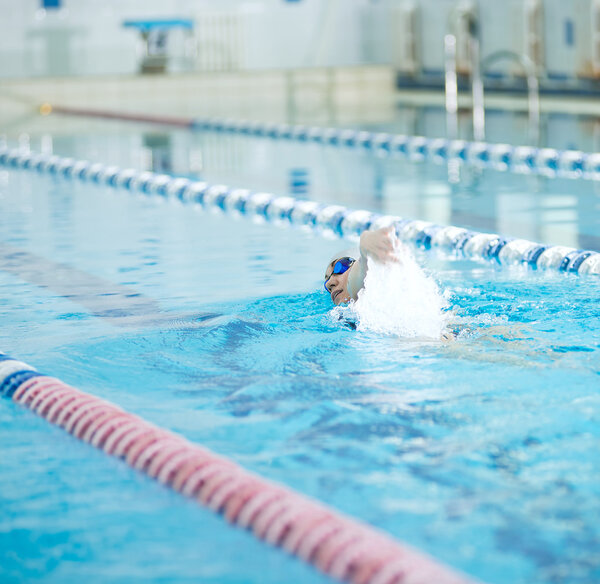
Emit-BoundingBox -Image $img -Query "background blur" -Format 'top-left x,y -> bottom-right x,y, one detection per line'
1,0 -> 600,87
3,0 -> 600,126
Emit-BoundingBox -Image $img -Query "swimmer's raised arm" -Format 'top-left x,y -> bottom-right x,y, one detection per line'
324,228 -> 456,342
346,226 -> 400,299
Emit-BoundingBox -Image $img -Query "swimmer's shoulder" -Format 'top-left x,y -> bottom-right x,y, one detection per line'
441,324 -> 469,341
441,330 -> 454,341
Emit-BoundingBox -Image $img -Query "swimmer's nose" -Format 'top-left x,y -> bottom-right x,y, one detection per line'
326,274 -> 339,294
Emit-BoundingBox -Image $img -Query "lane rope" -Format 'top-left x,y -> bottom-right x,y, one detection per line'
0,353 -> 475,584
48,105 -> 600,183
1,145 -> 598,275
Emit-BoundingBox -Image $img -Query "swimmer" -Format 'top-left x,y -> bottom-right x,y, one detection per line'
323,229 -> 557,351
324,227 -> 456,341
323,226 -> 400,305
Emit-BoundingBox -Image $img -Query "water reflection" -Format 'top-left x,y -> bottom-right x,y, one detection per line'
5,107 -> 600,251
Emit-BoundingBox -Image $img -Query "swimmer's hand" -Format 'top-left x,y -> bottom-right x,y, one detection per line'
359,226 -> 402,265
347,226 -> 401,299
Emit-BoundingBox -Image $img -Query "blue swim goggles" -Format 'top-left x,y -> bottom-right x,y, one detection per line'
324,257 -> 355,292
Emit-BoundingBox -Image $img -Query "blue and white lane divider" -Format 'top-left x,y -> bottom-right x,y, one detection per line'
1,146 -> 599,276
192,118 -> 600,182
49,106 -> 600,182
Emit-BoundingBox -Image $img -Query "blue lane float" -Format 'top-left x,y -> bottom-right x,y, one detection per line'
1,146 -> 599,276
186,118 -> 600,182
48,106 -> 600,182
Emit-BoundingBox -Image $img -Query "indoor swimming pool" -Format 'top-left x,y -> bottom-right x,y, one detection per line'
1,109 -> 599,584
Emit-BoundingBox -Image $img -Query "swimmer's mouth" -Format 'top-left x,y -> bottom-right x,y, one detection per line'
332,289 -> 342,302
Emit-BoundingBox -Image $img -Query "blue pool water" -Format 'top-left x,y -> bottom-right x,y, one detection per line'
1,114 -> 599,584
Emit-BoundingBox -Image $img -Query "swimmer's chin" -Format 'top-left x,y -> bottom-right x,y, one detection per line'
332,295 -> 348,305
331,289 -> 344,304
333,296 -> 354,307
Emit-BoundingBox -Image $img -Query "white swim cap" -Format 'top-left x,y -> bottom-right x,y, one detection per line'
327,248 -> 359,264
325,248 -> 359,277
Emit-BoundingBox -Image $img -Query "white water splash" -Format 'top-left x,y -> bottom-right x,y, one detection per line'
332,245 -> 448,339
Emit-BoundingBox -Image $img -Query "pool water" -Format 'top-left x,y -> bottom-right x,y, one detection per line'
1,116 -> 599,584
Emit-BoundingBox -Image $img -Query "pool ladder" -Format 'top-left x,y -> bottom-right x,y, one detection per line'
444,4 -> 541,145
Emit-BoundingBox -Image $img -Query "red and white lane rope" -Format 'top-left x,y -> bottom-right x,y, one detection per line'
0,355 -> 475,584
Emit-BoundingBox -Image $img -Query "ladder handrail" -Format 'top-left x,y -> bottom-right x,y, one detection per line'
478,49 -> 540,145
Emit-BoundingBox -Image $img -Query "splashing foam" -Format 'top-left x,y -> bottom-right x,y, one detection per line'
332,245 -> 448,338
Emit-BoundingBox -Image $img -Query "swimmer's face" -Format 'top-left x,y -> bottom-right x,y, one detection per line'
324,257 -> 354,305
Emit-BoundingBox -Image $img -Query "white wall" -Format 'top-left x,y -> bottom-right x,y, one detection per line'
3,0 -> 600,84
0,0 -> 377,78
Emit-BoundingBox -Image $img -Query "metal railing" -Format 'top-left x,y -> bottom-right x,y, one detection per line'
478,50 -> 540,145
444,8 -> 540,145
